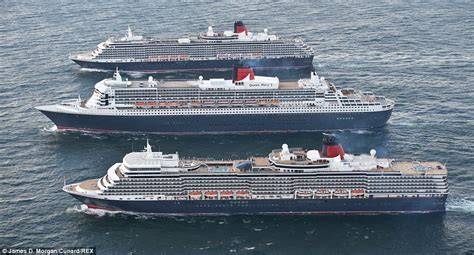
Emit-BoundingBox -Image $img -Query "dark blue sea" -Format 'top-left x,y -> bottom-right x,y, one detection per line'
1,1 -> 473,254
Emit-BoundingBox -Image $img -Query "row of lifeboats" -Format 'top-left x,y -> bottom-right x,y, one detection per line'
216,53 -> 263,60
296,189 -> 366,198
188,190 -> 251,200
148,55 -> 190,61
134,100 -> 280,109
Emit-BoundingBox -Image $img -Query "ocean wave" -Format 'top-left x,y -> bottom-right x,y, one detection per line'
42,125 -> 58,132
347,129 -> 374,135
79,68 -> 112,73
446,197 -> 474,214
64,204 -> 233,220
65,204 -> 146,218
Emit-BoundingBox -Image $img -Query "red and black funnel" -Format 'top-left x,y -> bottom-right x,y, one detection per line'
322,135 -> 345,160
232,65 -> 255,82
234,21 -> 248,35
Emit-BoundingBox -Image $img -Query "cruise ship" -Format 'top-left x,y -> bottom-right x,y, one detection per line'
70,21 -> 314,74
36,67 -> 394,133
63,136 -> 448,214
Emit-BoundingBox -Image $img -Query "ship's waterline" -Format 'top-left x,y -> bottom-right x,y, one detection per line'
63,137 -> 448,215
36,68 -> 394,133
37,109 -> 393,134
70,21 -> 315,74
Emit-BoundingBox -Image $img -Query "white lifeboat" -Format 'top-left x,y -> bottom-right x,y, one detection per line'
315,189 -> 331,197
333,189 -> 350,197
296,190 -> 313,198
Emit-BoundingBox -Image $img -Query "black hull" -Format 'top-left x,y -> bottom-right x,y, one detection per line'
72,194 -> 447,215
39,110 -> 393,134
71,57 -> 314,77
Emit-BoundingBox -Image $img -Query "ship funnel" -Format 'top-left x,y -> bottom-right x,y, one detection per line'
234,21 -> 248,35
322,135 -> 345,160
232,65 -> 255,82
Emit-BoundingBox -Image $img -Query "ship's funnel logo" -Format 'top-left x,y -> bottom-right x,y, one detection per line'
234,21 -> 248,35
322,135 -> 345,160
232,65 -> 255,82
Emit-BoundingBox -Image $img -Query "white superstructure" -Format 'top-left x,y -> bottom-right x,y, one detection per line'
65,138 -> 448,203
41,68 -> 394,118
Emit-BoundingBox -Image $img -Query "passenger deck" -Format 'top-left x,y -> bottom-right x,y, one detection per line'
77,179 -> 100,191
391,161 -> 447,175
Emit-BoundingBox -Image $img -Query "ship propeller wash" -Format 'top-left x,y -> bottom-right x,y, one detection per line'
63,136 -> 448,214
36,67 -> 394,133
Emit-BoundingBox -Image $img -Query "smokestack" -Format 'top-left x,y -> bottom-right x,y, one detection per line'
322,135 -> 345,160
232,64 -> 255,82
234,21 -> 248,35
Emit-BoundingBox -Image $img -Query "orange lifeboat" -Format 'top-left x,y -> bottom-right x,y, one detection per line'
236,191 -> 250,198
134,102 -> 146,108
204,191 -> 218,198
351,189 -> 365,197
188,191 -> 202,200
147,102 -> 157,107
220,191 -> 235,198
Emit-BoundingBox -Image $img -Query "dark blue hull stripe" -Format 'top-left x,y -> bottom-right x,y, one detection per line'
72,195 -> 447,215
71,57 -> 314,72
39,110 -> 393,133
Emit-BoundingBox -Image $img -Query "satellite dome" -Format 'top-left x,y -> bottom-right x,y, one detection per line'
370,149 -> 376,157
307,150 -> 320,161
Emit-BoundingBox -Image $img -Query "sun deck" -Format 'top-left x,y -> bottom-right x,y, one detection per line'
77,179 -> 100,191
391,161 -> 447,175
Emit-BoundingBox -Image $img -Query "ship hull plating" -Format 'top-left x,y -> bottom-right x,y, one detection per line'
39,110 -> 392,133
71,57 -> 314,74
72,194 -> 447,215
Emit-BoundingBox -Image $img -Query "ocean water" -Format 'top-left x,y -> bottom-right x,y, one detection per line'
1,1 -> 473,254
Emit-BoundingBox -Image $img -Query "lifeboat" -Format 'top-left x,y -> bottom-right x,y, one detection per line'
236,191 -> 251,198
168,102 -> 179,107
315,189 -> 331,197
190,101 -> 201,107
188,191 -> 202,200
333,189 -> 350,197
179,55 -> 189,60
351,189 -> 365,197
220,191 -> 235,198
134,102 -> 146,108
270,99 -> 279,106
204,191 -> 218,198
296,190 -> 313,198
147,102 -> 157,107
